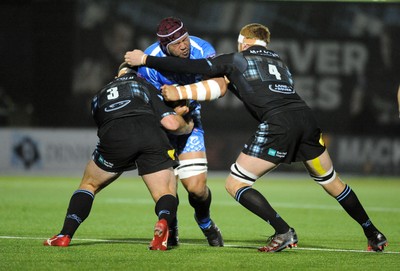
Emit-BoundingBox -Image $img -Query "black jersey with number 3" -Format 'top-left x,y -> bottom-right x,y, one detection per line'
91,72 -> 174,129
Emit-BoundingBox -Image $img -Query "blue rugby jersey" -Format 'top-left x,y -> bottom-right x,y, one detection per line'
138,36 -> 216,119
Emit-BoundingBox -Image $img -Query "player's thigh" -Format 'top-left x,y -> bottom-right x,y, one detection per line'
236,152 -> 277,177
178,150 -> 206,160
225,153 -> 277,196
303,149 -> 333,176
79,160 -> 120,193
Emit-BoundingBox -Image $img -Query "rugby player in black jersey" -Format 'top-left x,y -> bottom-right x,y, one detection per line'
44,62 -> 193,251
125,23 -> 387,253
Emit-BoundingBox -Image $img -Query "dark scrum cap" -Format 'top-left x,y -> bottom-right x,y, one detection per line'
156,17 -> 188,54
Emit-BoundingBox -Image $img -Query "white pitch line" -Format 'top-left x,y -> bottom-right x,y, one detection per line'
0,235 -> 398,254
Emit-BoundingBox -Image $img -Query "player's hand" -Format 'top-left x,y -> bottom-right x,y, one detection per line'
161,85 -> 180,101
174,105 -> 189,116
186,118 -> 194,134
124,50 -> 145,66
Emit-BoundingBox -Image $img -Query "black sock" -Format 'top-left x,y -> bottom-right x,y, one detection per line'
188,187 -> 211,226
235,186 -> 290,234
60,189 -> 94,238
170,193 -> 179,230
155,194 -> 177,226
336,185 -> 378,237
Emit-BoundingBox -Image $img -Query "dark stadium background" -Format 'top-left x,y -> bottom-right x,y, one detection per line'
1,0 -> 399,175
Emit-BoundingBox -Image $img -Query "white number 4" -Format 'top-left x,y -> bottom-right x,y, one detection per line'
106,87 -> 119,100
268,64 -> 281,80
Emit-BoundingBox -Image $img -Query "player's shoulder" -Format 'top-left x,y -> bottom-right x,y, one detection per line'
210,52 -> 244,72
189,35 -> 214,49
144,42 -> 165,56
189,35 -> 216,58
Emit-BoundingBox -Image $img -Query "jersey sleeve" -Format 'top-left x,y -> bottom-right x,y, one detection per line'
147,85 -> 176,120
146,56 -> 212,76
146,53 -> 235,79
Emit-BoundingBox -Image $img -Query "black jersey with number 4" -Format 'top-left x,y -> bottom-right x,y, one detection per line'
91,72 -> 175,129
146,46 -> 309,122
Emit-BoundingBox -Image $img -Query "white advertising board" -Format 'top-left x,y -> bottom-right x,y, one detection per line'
0,128 -> 98,175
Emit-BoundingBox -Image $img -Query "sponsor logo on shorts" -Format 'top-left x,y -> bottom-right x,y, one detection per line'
268,148 -> 287,158
98,155 -> 114,168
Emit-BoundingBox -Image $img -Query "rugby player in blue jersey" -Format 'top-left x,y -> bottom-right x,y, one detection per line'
125,23 -> 388,253
136,17 -> 224,247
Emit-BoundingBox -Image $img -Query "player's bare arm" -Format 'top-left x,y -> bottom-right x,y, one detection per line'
162,77 -> 229,101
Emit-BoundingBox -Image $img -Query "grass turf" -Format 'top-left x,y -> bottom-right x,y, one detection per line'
0,174 -> 399,270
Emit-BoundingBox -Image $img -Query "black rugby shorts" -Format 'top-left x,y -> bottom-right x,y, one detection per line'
93,116 -> 178,175
243,109 -> 325,164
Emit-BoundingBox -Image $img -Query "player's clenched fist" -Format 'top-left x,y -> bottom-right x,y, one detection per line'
124,50 -> 147,66
161,85 -> 180,101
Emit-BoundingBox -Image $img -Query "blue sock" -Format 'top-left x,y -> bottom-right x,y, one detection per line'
197,217 -> 211,229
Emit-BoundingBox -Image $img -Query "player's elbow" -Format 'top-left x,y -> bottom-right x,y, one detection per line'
219,84 -> 227,97
161,115 -> 180,132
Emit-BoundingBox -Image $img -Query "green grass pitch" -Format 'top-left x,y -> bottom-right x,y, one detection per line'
0,173 -> 399,270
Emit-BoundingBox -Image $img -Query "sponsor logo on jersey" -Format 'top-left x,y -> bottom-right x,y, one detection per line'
249,49 -> 279,58
268,84 -> 294,94
104,100 -> 131,112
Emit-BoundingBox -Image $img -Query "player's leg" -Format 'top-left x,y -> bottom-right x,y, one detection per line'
226,152 -> 297,252
178,151 -> 209,222
142,167 -> 177,202
304,149 -> 388,251
173,121 -> 223,246
136,124 -> 180,250
166,174 -> 180,246
142,168 -> 178,250
178,150 -> 223,246
44,160 -> 121,246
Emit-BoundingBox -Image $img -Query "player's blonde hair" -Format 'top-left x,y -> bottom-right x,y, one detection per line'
239,23 -> 270,45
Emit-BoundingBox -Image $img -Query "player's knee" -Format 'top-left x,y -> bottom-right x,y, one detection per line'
309,166 -> 337,185
183,178 -> 207,197
176,158 -> 207,179
225,176 -> 239,197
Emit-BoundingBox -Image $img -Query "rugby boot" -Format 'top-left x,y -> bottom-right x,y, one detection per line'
149,219 -> 169,251
196,217 -> 224,247
258,228 -> 298,252
43,234 -> 71,247
367,231 -> 388,252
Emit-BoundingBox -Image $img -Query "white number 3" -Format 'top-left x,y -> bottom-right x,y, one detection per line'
268,64 -> 281,80
106,87 -> 119,100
